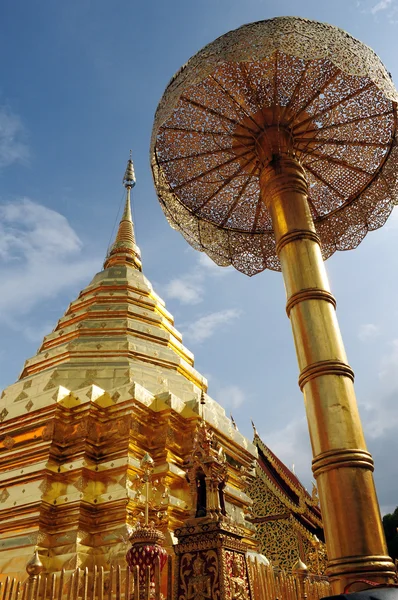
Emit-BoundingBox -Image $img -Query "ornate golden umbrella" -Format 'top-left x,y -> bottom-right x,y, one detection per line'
150,17 -> 398,593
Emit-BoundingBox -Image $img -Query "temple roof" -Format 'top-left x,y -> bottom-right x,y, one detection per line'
253,431 -> 324,541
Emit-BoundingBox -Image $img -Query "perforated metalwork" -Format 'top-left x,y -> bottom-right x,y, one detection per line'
248,472 -> 327,573
151,17 -> 398,275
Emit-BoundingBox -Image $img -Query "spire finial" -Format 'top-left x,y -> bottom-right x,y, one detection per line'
123,152 -> 136,189
26,549 -> 44,576
200,388 -> 206,420
104,154 -> 141,271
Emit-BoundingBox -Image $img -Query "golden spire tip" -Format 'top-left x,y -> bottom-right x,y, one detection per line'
103,153 -> 141,271
123,153 -> 136,189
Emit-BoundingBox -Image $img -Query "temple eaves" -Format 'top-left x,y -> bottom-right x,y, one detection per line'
104,157 -> 142,271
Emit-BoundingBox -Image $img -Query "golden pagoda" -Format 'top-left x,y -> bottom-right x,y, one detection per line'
0,158 -> 257,579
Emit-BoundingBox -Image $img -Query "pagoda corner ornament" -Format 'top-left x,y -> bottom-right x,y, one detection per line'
151,15 -> 398,593
174,419 -> 252,600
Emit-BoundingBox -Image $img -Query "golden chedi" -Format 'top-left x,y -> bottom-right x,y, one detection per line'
0,158 -> 256,579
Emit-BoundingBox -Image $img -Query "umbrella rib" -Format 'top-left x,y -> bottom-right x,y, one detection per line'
295,137 -> 390,148
161,125 -> 231,136
252,185 -> 267,233
292,82 -> 374,132
161,126 -> 253,142
239,63 -> 265,112
305,151 -> 373,176
292,109 -> 394,136
192,155 -> 255,215
273,50 -> 278,123
180,95 -> 255,133
209,75 -> 261,133
284,60 -> 311,113
307,196 -> 321,219
220,174 -> 253,227
295,133 -> 331,158
286,69 -> 340,125
158,147 -> 235,165
170,148 -> 253,192
304,163 -> 346,201
220,162 -> 259,228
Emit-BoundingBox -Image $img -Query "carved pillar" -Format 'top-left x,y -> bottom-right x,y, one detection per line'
174,519 -> 252,600
175,419 -> 255,599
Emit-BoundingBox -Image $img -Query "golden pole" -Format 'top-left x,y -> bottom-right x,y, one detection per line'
140,452 -> 154,526
258,132 -> 395,592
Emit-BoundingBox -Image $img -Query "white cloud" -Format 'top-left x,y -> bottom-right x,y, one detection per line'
197,252 -> 232,275
216,384 -> 245,411
0,198 -> 98,328
363,392 -> 398,439
165,275 -> 203,305
355,339 -> 398,438
183,308 -> 241,343
358,323 -> 379,341
261,417 -> 313,490
0,107 -> 29,168
0,199 -> 81,260
163,253 -> 232,305
378,339 -> 398,386
371,0 -> 393,13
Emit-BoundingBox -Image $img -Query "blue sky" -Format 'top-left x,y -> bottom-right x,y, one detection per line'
1,0 -> 398,514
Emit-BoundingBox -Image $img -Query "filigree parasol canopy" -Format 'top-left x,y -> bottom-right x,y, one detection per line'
151,17 -> 398,275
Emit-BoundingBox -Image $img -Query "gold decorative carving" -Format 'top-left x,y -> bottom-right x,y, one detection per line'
311,483 -> 319,506
86,370 -> 98,377
0,489 -> 10,503
181,551 -> 218,600
248,471 -> 327,573
230,554 -> 248,600
186,420 -> 228,519
3,436 -> 15,449
43,373 -> 60,391
42,421 -> 54,441
38,479 -> 51,495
